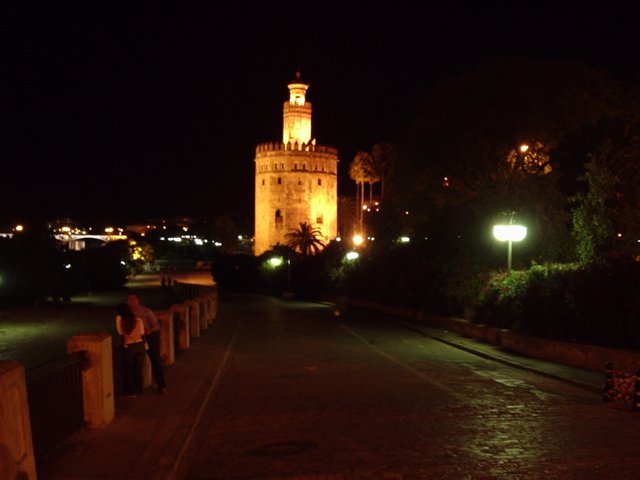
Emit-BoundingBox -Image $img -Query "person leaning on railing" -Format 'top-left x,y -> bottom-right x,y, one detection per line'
127,293 -> 168,395
115,302 -> 147,398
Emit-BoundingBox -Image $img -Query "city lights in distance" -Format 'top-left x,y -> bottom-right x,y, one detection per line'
352,234 -> 364,246
14,225 -> 23,232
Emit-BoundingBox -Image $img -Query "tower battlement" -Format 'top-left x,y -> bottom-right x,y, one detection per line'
255,142 -> 337,155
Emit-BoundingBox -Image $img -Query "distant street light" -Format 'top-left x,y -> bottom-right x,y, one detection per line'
269,256 -> 283,267
493,223 -> 527,274
345,251 -> 359,261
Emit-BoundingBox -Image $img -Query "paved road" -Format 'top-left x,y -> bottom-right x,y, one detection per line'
180,294 -> 640,480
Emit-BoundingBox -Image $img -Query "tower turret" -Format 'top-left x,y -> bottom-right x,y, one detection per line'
282,70 -> 312,145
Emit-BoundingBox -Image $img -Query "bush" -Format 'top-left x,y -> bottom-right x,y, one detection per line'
0,231 -> 65,305
212,253 -> 260,290
474,270 -> 529,328
565,253 -> 640,348
518,264 -> 577,338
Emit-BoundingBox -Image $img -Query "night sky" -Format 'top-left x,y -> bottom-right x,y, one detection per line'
4,3 -> 639,229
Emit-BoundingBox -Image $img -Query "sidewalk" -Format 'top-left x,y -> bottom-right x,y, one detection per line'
392,318 -> 603,394
38,312 -> 238,480
38,299 -> 604,480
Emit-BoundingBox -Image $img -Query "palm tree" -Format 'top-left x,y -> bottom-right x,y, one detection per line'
285,222 -> 326,256
350,151 -> 378,230
371,143 -> 395,200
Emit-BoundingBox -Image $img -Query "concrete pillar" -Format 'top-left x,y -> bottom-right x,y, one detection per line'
67,332 -> 114,428
199,296 -> 210,327
198,297 -> 208,331
207,292 -> 216,324
0,361 -> 37,480
205,293 -> 215,325
211,289 -> 219,322
141,353 -> 152,388
186,300 -> 200,338
155,310 -> 175,366
170,304 -> 190,350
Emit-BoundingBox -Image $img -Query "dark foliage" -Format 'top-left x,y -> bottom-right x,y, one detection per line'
211,253 -> 261,290
475,257 -> 640,349
0,230 -> 64,305
81,240 -> 129,290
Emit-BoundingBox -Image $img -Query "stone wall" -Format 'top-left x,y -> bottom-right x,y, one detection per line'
344,297 -> 640,374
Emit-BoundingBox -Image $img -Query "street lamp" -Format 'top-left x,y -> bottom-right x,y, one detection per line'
269,256 -> 283,267
493,224 -> 527,274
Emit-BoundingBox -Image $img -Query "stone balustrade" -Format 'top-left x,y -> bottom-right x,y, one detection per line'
1,286 -> 217,478
0,360 -> 37,480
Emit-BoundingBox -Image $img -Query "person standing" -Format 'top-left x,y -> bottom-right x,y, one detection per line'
115,303 -> 146,397
127,293 -> 168,395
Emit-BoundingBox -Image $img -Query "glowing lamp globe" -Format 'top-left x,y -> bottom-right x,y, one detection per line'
269,256 -> 283,267
493,225 -> 527,242
345,251 -> 359,261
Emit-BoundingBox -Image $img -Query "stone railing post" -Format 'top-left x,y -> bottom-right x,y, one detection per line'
204,293 -> 214,326
67,332 -> 115,428
0,361 -> 37,480
186,300 -> 200,338
141,354 -> 152,388
156,310 -> 175,366
170,304 -> 190,350
211,289 -> 219,323
198,297 -> 208,331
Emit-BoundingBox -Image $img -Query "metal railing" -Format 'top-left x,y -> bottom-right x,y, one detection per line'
26,351 -> 86,460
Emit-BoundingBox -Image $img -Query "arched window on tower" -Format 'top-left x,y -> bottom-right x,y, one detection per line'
275,209 -> 283,227
278,177 -> 282,185
317,178 -> 322,186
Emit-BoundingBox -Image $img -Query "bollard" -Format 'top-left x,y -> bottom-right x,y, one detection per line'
603,362 -> 614,402
634,370 -> 640,413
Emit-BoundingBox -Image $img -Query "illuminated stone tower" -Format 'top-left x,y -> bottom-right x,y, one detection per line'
254,72 -> 338,255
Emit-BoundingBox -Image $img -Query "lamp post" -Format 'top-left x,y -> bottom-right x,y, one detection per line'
493,223 -> 527,274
